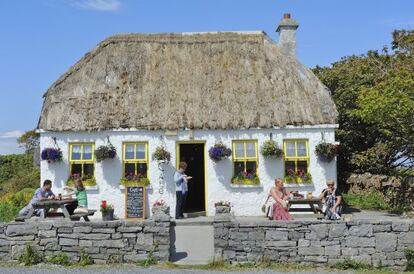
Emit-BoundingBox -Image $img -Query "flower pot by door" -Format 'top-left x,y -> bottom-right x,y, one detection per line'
102,209 -> 114,221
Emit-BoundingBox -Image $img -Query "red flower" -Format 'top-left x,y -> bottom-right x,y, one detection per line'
101,200 -> 107,209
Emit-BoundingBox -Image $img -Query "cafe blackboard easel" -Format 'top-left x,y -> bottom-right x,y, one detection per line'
125,186 -> 146,220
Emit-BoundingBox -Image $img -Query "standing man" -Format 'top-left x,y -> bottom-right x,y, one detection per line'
19,179 -> 56,218
174,161 -> 192,219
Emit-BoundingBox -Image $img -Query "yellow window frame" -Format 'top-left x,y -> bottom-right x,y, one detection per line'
69,143 -> 95,177
232,140 -> 258,175
122,142 -> 149,176
283,139 -> 310,173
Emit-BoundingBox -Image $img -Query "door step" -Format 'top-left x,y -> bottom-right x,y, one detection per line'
183,211 -> 205,218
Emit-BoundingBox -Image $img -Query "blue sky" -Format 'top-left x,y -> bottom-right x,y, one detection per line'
0,0 -> 413,154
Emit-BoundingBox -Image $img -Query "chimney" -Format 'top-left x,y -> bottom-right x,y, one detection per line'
276,13 -> 299,56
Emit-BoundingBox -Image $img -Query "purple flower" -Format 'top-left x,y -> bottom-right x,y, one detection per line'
209,143 -> 232,161
41,148 -> 62,162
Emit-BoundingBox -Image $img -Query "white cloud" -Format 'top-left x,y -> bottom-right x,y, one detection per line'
0,130 -> 24,139
71,0 -> 121,11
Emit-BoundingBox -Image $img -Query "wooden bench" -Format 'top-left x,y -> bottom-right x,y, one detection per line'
288,198 -> 323,214
70,210 -> 96,221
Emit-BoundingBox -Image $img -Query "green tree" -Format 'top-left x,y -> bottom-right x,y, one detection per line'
17,130 -> 39,154
313,29 -> 414,180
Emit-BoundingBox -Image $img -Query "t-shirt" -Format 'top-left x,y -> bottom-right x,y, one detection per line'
321,188 -> 342,199
75,189 -> 88,207
31,187 -> 54,205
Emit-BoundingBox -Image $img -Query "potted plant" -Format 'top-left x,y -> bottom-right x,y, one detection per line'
214,201 -> 231,214
260,140 -> 283,158
67,173 -> 96,187
284,168 -> 297,184
151,199 -> 169,215
41,148 -> 63,163
152,146 -> 171,163
208,143 -> 232,162
296,169 -> 312,184
315,142 -> 338,162
94,144 -> 116,162
100,200 -> 114,221
231,171 -> 260,185
120,173 -> 150,186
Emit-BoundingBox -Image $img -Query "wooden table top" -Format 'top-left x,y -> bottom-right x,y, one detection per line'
288,198 -> 321,203
33,199 -> 77,207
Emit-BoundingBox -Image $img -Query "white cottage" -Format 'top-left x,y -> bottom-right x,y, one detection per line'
37,14 -> 338,218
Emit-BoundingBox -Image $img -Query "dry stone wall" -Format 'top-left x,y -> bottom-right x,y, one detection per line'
0,213 -> 170,264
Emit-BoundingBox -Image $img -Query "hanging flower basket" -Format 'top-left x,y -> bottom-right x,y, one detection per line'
260,140 -> 283,158
120,173 -> 150,186
315,142 -> 338,162
152,146 -> 171,163
94,144 -> 116,162
66,173 -> 96,187
209,143 -> 232,162
41,148 -> 63,163
231,171 -> 260,185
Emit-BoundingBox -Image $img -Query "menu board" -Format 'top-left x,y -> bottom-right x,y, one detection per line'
125,186 -> 145,219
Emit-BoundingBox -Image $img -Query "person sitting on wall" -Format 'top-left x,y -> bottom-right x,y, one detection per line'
265,178 -> 292,221
174,161 -> 192,219
63,178 -> 88,214
19,179 -> 56,217
319,179 -> 342,220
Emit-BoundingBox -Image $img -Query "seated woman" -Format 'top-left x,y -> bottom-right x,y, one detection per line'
319,179 -> 342,220
267,178 -> 292,221
63,178 -> 88,214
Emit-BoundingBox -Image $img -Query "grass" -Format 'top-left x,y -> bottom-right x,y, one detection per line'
343,190 -> 390,211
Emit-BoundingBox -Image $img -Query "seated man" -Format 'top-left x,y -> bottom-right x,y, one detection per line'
319,179 -> 342,220
19,179 -> 56,217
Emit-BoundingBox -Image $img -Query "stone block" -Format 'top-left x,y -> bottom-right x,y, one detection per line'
223,249 -> 236,260
298,247 -> 324,256
265,230 -> 288,240
37,222 -> 53,230
397,232 -> 414,244
304,255 -> 327,262
325,245 -> 340,256
59,238 -> 78,246
359,248 -> 375,255
306,224 -> 328,240
122,233 -> 137,238
345,236 -> 375,247
265,241 -> 297,248
6,224 -> 37,237
112,233 -> 122,239
79,240 -> 93,247
328,224 -> 348,238
248,231 -> 264,241
73,226 -> 92,233
11,245 -> 26,260
229,232 -> 248,241
351,255 -> 371,265
57,227 -> 73,233
94,239 -> 126,248
298,239 -> 310,247
373,224 -> 391,232
289,231 -> 304,240
38,230 -> 56,238
92,228 -> 116,234
348,225 -> 373,237
375,233 -> 397,252
123,252 -> 148,263
39,238 -> 57,246
341,247 -> 359,256
392,222 -> 410,232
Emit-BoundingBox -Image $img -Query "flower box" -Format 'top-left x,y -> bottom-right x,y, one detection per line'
120,177 -> 150,187
231,176 -> 260,185
66,175 -> 96,187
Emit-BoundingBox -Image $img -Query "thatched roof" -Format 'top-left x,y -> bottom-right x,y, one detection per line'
38,31 -> 337,131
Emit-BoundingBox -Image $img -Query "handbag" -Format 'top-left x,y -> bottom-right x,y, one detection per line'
262,195 -> 276,218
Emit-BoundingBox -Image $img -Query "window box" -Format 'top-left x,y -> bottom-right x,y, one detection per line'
120,177 -> 150,187
231,176 -> 260,185
66,177 -> 97,187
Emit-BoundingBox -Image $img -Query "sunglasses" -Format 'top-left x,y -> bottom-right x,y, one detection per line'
327,184 -> 334,186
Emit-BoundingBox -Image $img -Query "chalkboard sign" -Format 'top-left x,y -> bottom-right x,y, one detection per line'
125,186 -> 146,219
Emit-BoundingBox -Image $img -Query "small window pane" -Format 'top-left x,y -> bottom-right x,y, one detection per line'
286,142 -> 296,157
285,161 -> 296,175
246,161 -> 257,175
83,164 -> 94,177
71,164 -> 82,176
234,161 -> 245,176
297,161 -> 308,173
125,144 -> 135,159
124,163 -> 135,176
297,142 -> 307,157
137,163 -> 147,177
136,144 -> 146,160
83,145 -> 93,160
246,142 -> 256,157
72,145 -> 81,160
235,143 -> 245,158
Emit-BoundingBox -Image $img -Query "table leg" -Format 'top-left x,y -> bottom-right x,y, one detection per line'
309,203 -> 318,214
83,216 -> 90,222
61,205 -> 71,219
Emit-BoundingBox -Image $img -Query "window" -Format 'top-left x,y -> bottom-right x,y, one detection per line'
283,139 -> 309,176
122,142 -> 148,178
69,143 -> 95,178
232,140 -> 258,177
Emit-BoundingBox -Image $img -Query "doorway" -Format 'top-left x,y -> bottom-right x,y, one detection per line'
177,143 -> 206,215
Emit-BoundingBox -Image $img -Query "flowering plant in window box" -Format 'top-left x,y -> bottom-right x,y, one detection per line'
151,198 -> 169,215
41,148 -> 63,163
231,171 -> 260,185
94,144 -> 116,162
296,169 -> 312,184
260,140 -> 283,158
315,142 -> 338,162
209,143 -> 232,162
120,173 -> 150,186
100,200 -> 114,221
152,146 -> 171,163
66,173 -> 96,187
284,168 -> 297,184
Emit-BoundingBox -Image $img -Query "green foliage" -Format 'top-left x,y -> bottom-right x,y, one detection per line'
18,245 -> 42,266
78,249 -> 93,266
405,249 -> 414,271
94,144 -> 116,162
120,177 -> 150,186
313,29 -> 414,179
46,252 -> 71,266
139,243 -> 158,267
152,146 -> 171,162
0,188 -> 35,221
0,203 -> 20,222
343,190 -> 390,210
315,142 -> 338,162
334,258 -> 373,270
0,154 -> 36,185
260,140 -> 283,158
17,130 -> 39,153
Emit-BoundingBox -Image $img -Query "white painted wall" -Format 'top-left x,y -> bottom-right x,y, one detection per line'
39,127 -> 337,218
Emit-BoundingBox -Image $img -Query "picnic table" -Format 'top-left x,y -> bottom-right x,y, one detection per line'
19,199 -> 95,222
288,197 -> 323,214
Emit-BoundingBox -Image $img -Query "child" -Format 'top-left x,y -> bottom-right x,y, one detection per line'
64,178 -> 88,213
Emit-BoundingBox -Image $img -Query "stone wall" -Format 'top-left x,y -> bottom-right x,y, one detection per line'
214,210 -> 414,270
347,173 -> 414,212
0,213 -> 170,264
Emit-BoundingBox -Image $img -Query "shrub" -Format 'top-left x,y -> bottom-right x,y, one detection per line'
208,143 -> 232,161
0,188 -> 35,222
46,252 -> 71,266
0,154 -> 37,184
94,144 -> 116,162
0,203 -> 21,222
260,140 -> 283,158
18,245 -> 42,266
334,258 -> 372,270
78,249 -> 93,266
405,249 -> 414,271
152,146 -> 171,162
315,142 -> 338,162
343,189 -> 390,210
139,243 -> 158,267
